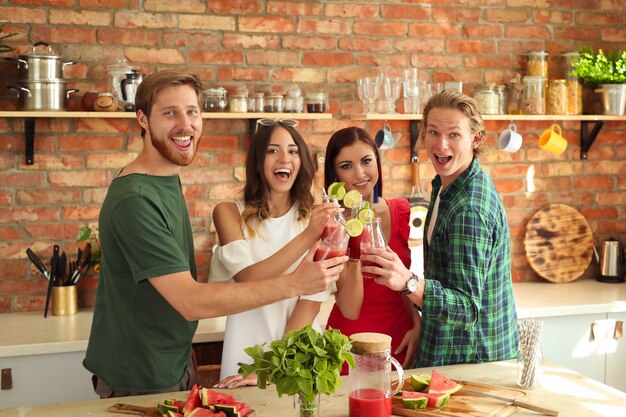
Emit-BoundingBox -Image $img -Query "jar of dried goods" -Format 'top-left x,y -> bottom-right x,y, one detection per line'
547,79 -> 568,115
474,84 -> 499,115
522,76 -> 545,115
527,51 -> 549,78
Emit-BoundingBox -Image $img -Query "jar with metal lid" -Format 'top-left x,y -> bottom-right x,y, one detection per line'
284,84 -> 304,113
495,85 -> 507,115
547,79 -> 568,115
248,92 -> 264,113
264,94 -> 284,112
527,51 -> 549,78
521,76 -> 545,115
305,92 -> 327,113
204,87 -> 227,112
229,93 -> 248,113
473,84 -> 499,115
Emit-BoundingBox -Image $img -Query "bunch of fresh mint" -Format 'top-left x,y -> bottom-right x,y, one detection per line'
238,325 -> 354,404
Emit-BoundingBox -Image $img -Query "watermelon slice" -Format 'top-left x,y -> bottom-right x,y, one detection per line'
183,384 -> 202,415
200,387 -> 237,407
410,373 -> 431,392
426,392 -> 450,408
428,370 -> 463,395
186,408 -> 226,417
213,402 -> 250,417
402,390 -> 428,409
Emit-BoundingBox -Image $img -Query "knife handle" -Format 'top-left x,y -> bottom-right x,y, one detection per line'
513,398 -> 559,416
26,248 -> 48,277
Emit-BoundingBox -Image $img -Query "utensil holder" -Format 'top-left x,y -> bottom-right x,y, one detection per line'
52,285 -> 77,316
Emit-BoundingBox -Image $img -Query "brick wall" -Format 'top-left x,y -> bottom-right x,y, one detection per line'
0,0 -> 625,313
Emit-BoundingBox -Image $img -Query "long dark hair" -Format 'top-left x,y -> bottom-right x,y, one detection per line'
324,127 -> 383,198
242,122 -> 316,236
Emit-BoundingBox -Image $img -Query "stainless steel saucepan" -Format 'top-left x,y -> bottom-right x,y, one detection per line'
8,80 -> 79,111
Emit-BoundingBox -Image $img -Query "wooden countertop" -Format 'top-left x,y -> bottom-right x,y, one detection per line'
1,279 -> 624,358
1,360 -> 625,416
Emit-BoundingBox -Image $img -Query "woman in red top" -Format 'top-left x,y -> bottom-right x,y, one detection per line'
324,127 -> 420,372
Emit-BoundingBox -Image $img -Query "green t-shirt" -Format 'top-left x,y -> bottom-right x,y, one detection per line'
84,173 -> 198,392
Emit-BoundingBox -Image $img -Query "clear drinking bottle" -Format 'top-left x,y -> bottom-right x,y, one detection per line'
360,217 -> 386,278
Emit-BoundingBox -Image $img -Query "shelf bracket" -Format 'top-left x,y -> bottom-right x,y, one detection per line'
409,120 -> 421,159
24,117 -> 36,165
580,120 -> 605,160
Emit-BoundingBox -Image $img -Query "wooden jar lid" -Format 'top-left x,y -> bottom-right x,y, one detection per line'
349,332 -> 391,354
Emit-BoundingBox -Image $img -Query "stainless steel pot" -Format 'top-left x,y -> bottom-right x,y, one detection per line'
3,42 -> 76,81
8,80 -> 79,111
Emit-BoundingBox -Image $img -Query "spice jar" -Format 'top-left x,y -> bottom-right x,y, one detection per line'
527,51 -> 549,78
229,93 -> 248,113
507,74 -> 524,115
547,79 -> 568,115
522,76 -> 545,115
349,333 -> 404,417
284,84 -> 304,113
248,92 -> 264,113
305,92 -> 327,113
473,84 -> 499,115
204,87 -> 227,112
264,94 -> 284,112
496,85 -> 507,115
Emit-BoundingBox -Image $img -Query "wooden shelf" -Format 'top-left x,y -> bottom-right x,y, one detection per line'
0,111 -> 332,165
351,113 -> 626,160
351,113 -> 626,122
0,111 -> 332,120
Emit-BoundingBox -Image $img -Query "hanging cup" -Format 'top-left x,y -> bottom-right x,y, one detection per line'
498,123 -> 523,153
538,124 -> 567,155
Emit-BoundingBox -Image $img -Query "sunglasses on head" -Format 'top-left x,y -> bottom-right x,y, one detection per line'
256,118 -> 299,128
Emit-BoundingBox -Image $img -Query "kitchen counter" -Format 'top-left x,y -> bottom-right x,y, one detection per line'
1,360 -> 625,416
1,279 -> 625,358
0,311 -> 226,358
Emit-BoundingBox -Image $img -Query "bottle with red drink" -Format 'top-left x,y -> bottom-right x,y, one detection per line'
360,217 -> 385,278
315,196 -> 349,261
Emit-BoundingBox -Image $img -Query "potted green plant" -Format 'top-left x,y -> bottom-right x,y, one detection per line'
77,225 -> 102,273
0,22 -> 17,54
570,46 -> 626,115
239,325 -> 355,417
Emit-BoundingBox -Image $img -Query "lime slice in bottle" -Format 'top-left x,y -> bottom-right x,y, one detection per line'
327,181 -> 346,201
343,189 -> 362,209
345,218 -> 364,237
358,208 -> 374,225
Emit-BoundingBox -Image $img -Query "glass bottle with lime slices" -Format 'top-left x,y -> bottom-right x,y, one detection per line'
316,196 -> 349,261
360,217 -> 386,278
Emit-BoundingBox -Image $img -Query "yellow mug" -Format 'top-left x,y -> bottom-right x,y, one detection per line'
538,124 -> 567,155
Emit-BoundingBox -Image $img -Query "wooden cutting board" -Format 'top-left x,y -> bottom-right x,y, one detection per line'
524,203 -> 593,283
391,378 -> 527,417
109,402 -> 256,417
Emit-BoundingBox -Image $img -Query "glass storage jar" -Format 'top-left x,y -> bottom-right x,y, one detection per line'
474,84 -> 499,115
305,92 -> 327,113
204,87 -> 227,112
547,79 -> 568,115
562,52 -> 582,115
229,93 -> 248,113
248,92 -> 265,113
285,84 -> 304,113
522,76 -> 545,115
507,80 -> 524,115
527,51 -> 549,78
264,94 -> 284,112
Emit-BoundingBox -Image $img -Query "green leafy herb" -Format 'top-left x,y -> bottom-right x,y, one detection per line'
571,46 -> 626,85
238,325 -> 355,406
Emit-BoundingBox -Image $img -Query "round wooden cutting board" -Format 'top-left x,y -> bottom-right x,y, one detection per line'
524,204 -> 594,283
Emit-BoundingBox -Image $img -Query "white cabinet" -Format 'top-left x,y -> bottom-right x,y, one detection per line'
541,312 -> 626,392
0,351 -> 98,409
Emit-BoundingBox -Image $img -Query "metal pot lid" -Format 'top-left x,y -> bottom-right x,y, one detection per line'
19,41 -> 63,59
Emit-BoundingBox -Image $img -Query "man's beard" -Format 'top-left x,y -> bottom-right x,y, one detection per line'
150,128 -> 200,166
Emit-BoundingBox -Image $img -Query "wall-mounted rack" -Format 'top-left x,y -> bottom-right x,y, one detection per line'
0,111 -> 332,165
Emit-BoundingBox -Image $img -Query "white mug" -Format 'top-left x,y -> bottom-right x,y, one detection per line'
498,123 -> 523,153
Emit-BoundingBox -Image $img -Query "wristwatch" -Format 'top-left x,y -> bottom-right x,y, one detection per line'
400,273 -> 419,295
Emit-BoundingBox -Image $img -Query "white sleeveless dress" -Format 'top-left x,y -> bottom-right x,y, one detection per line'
208,201 -> 330,379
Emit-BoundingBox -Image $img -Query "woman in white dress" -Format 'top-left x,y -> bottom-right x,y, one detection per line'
209,119 -> 362,388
